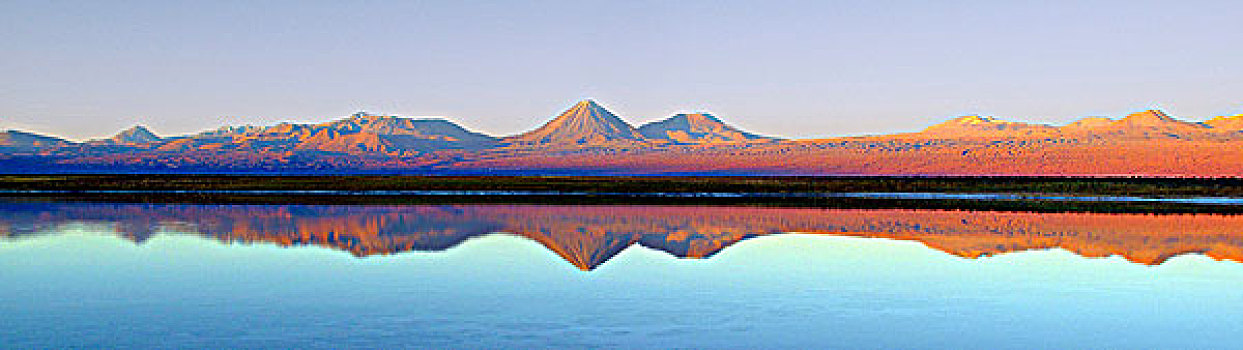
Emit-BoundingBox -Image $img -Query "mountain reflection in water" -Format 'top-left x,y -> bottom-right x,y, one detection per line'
2,201 -> 1241,270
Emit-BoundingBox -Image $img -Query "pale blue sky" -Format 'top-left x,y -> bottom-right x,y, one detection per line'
3,0 -> 1241,140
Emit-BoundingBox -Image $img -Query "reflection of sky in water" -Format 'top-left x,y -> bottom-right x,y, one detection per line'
3,225 -> 1242,349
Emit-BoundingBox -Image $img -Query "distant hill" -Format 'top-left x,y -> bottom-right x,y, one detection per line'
1062,110 -> 1216,139
638,113 -> 775,144
0,130 -> 70,152
1206,115 -> 1243,129
913,110 -> 1242,140
918,116 -> 1059,138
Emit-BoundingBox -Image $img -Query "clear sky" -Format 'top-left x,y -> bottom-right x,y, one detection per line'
3,0 -> 1241,140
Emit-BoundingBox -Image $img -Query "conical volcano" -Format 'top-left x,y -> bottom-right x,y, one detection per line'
109,125 -> 162,144
509,100 -> 646,144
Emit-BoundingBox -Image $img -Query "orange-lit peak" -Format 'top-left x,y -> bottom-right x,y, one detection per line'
950,115 -> 998,124
509,99 -> 645,144
924,115 -> 1025,131
1120,109 -> 1177,124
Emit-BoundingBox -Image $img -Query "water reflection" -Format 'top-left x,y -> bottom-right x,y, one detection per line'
3,201 -> 1242,270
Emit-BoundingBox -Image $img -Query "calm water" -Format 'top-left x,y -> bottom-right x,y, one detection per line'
7,189 -> 1243,205
2,200 -> 1242,348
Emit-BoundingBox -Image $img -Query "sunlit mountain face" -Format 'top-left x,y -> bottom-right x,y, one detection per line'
637,113 -> 777,144
3,202 -> 1241,270
507,100 -> 647,145
3,101 -> 1243,175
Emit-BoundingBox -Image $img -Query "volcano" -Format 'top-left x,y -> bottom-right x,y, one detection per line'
638,113 -> 774,144
108,125 -> 162,144
508,100 -> 646,144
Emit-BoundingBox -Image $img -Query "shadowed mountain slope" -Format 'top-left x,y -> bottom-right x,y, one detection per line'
0,130 -> 70,152
108,125 -> 162,144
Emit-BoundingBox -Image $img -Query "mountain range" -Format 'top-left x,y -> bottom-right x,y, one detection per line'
3,99 -> 1243,175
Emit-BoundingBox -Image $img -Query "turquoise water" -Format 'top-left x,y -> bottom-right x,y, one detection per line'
2,202 -> 1242,348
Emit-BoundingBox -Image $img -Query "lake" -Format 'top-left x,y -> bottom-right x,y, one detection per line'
2,200 -> 1242,348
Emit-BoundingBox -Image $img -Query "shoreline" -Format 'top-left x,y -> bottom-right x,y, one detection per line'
3,174 -> 1243,196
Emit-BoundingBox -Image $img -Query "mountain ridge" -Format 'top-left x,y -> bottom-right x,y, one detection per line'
5,101 -> 1243,176
910,109 -> 1241,140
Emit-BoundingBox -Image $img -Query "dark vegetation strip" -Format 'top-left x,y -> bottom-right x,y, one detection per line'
2,175 -> 1243,197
